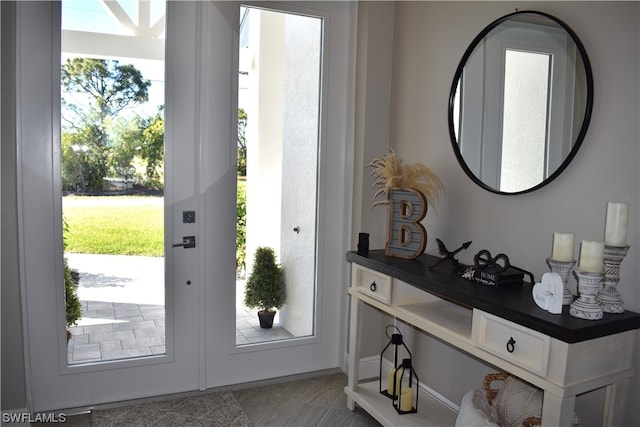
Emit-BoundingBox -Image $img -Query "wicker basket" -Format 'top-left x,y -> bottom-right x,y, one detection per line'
483,373 -> 542,427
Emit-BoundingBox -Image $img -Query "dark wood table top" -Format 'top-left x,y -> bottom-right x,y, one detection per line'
347,250 -> 640,343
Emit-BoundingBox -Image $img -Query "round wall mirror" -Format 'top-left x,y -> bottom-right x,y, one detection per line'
448,10 -> 593,195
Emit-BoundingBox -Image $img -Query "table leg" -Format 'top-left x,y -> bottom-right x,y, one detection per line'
602,379 -> 629,427
346,295 -> 363,411
542,391 -> 576,426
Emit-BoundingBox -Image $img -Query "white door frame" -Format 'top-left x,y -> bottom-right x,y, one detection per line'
201,0 -> 356,388
17,1 -> 202,411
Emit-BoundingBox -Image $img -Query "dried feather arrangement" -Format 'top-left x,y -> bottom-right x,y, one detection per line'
367,149 -> 444,209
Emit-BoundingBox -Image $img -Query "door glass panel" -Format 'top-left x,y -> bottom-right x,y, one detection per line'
500,49 -> 551,192
61,0 -> 167,364
236,6 -> 322,345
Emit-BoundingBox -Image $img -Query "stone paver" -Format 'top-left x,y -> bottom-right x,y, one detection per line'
67,254 -> 292,364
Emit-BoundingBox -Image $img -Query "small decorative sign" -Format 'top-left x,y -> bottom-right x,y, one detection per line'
460,249 -> 533,288
385,188 -> 427,259
463,266 -> 525,288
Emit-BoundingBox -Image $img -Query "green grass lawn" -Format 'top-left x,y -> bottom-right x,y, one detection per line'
63,196 -> 164,257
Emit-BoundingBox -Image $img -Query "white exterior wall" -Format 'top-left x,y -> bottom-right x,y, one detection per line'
243,9 -> 319,336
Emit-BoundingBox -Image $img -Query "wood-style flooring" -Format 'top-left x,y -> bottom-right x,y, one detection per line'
233,371 -> 380,427
33,371 -> 381,427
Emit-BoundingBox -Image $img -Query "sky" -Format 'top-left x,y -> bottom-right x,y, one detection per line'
61,0 -> 165,118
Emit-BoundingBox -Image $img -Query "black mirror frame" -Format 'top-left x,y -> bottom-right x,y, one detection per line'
448,10 -> 594,195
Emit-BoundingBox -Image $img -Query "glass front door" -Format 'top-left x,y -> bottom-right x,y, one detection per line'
18,0 -> 354,411
236,6 -> 322,345
202,0 -> 354,389
18,1 -> 201,410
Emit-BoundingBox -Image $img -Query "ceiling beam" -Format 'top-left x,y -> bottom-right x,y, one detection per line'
62,30 -> 164,60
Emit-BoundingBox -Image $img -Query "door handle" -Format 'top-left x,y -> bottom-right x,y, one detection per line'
172,236 -> 196,249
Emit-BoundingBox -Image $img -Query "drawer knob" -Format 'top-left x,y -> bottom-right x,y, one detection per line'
370,282 -> 377,292
506,337 -> 516,353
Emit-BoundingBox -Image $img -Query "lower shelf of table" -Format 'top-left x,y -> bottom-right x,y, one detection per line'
344,380 -> 458,427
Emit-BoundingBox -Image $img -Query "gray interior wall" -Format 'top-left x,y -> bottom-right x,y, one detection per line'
349,1 -> 397,359
1,0 -> 28,411
352,1 -> 639,425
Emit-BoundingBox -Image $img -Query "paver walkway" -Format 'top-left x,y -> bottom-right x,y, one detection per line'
66,253 -> 291,364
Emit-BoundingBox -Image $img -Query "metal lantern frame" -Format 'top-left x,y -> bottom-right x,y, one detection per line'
393,358 -> 419,414
379,326 -> 413,399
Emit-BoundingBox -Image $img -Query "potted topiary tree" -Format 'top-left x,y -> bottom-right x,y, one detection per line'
244,247 -> 285,328
65,257 -> 82,341
63,218 -> 82,342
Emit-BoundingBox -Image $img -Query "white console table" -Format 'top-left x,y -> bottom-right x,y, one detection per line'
345,250 -> 640,426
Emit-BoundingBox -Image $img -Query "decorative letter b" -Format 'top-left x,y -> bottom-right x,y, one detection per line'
385,188 -> 427,259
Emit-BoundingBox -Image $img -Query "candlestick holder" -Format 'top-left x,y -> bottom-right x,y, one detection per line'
546,258 -> 576,305
569,270 -> 604,320
597,245 -> 629,313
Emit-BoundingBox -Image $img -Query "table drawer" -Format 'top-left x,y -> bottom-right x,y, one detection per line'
473,310 -> 550,376
351,264 -> 392,305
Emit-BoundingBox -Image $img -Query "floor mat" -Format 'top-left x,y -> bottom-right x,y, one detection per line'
91,391 -> 251,426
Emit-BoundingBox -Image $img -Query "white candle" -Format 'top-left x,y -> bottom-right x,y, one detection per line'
578,240 -> 604,273
388,369 -> 401,395
604,202 -> 629,246
551,232 -> 574,262
399,388 -> 414,411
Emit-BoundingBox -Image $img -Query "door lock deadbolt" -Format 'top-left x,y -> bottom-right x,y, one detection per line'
183,211 -> 196,223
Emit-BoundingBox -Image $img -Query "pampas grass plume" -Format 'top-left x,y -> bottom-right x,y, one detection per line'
367,149 -> 443,209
